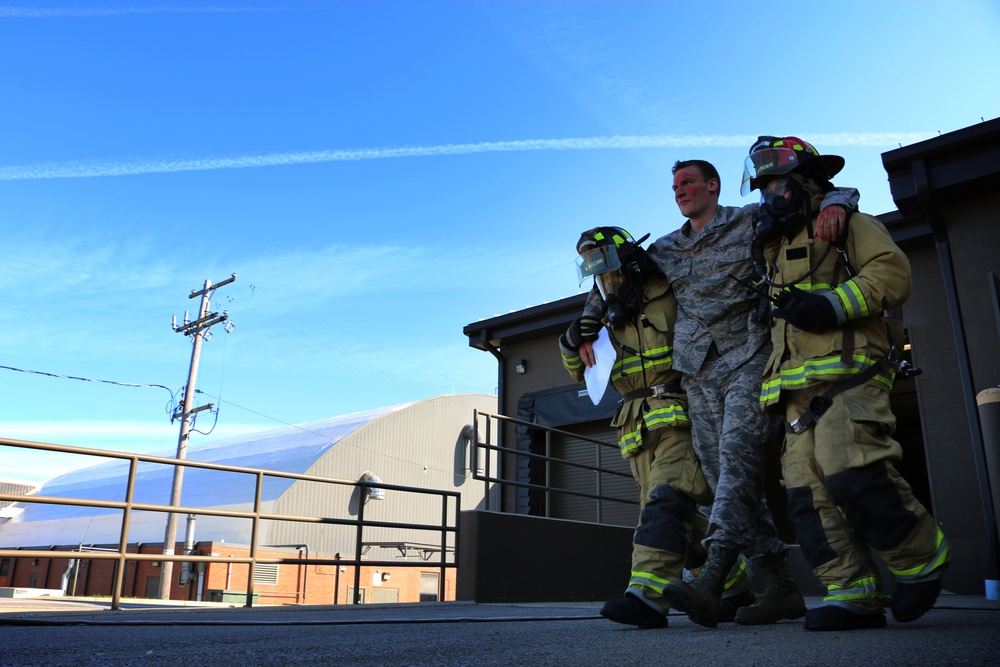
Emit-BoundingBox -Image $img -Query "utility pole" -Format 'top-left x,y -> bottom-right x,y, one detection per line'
158,274 -> 236,600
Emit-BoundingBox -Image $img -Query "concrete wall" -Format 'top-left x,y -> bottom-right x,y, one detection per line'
457,510 -> 633,603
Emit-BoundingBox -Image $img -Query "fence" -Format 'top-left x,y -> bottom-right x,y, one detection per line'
0,437 -> 459,610
470,409 -> 636,522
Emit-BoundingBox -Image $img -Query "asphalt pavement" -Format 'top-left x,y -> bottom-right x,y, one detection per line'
0,594 -> 997,666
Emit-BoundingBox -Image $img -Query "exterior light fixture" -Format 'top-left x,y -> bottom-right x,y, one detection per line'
360,472 -> 385,501
515,359 -> 527,374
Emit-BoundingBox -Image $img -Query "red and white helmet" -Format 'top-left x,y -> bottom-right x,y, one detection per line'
740,136 -> 844,196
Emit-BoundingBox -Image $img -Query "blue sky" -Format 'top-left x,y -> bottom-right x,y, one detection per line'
2,1 -> 999,483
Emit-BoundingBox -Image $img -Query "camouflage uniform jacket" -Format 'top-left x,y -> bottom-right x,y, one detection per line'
759,211 -> 910,410
647,205 -> 770,376
560,274 -> 688,459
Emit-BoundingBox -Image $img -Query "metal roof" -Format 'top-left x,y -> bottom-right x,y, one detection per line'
5,403 -> 408,527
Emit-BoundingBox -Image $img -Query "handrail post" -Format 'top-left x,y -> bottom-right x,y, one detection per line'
439,494 -> 449,600
545,430 -> 553,518
111,457 -> 140,610
353,490 -> 365,604
596,441 -> 603,524
244,471 -> 263,607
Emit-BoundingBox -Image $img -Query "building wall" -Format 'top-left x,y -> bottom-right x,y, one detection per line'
267,393 -> 496,558
905,193 -> 1000,594
198,543 -> 455,605
0,542 -> 456,605
2,545 -> 180,598
493,329 -> 621,514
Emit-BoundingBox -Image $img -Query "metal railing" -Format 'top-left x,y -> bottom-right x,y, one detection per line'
470,409 -> 636,522
0,437 -> 459,610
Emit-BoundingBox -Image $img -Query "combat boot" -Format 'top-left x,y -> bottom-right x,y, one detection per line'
662,542 -> 740,628
734,551 -> 807,625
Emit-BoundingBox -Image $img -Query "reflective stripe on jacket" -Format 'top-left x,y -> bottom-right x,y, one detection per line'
760,212 -> 910,410
560,275 -> 687,458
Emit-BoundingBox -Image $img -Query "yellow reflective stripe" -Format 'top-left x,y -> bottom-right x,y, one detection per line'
759,380 -> 782,405
889,528 -> 950,580
723,559 -> 748,591
629,570 -> 673,594
760,353 -> 893,394
823,576 -> 883,603
644,405 -> 689,429
791,282 -> 832,293
619,405 -> 688,457
618,427 -> 642,457
561,351 -> 583,371
834,280 -> 870,319
612,347 -> 673,380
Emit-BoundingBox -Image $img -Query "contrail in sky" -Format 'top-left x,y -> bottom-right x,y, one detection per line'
0,133 -> 934,181
0,6 -> 300,17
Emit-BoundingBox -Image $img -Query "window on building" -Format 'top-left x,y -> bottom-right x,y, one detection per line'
0,558 -> 10,576
420,572 -> 439,602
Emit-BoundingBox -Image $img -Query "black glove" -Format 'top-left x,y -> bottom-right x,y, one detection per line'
562,316 -> 602,350
772,285 -> 838,333
618,241 -> 663,279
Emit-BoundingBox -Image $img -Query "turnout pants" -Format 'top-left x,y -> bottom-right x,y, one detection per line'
627,423 -> 712,612
781,381 -> 950,610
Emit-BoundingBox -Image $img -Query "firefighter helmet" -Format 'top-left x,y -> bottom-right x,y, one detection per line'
740,136 -> 845,196
575,226 -> 635,285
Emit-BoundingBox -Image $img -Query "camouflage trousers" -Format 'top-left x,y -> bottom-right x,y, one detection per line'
682,346 -> 787,559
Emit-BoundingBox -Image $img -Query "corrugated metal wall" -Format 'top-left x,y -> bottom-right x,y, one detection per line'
265,393 -> 497,558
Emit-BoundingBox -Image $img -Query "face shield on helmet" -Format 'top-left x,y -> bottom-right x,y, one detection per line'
575,227 -> 633,284
740,147 -> 801,196
740,136 -> 844,196
576,244 -> 623,286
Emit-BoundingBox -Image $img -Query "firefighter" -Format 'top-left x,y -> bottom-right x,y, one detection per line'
742,136 -> 951,630
559,227 -> 752,628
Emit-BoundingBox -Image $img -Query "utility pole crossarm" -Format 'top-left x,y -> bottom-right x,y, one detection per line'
173,311 -> 229,336
189,273 -> 236,299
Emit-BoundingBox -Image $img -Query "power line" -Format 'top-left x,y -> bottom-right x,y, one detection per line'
0,364 -> 179,396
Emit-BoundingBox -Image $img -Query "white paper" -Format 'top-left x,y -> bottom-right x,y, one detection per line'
584,327 -> 614,406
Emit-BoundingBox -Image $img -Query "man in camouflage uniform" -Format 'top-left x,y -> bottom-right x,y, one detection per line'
742,136 -> 950,630
561,226 -> 720,629
579,159 -> 857,628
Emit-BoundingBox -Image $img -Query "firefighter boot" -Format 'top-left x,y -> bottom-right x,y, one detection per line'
663,543 -> 740,628
890,576 -> 942,623
600,592 -> 669,629
734,552 -> 807,625
804,604 -> 886,630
